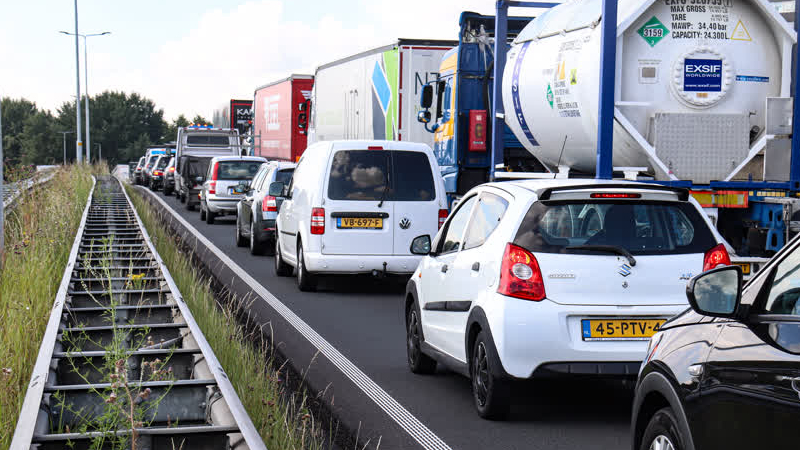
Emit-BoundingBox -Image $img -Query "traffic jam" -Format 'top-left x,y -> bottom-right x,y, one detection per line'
127,0 -> 800,449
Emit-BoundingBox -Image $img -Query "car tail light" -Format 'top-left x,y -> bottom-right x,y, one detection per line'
153,170 -> 162,176
367,146 -> 383,150
208,162 -> 219,194
262,195 -> 277,212
438,209 -> 448,229
590,193 -> 641,199
703,244 -> 731,272
497,243 -> 546,301
311,208 -> 325,234
168,166 -> 175,172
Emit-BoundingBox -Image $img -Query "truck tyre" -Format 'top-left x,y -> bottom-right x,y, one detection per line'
180,191 -> 187,203
471,331 -> 511,420
235,216 -> 247,247
275,237 -> 293,277
296,242 -> 317,292
407,300 -> 437,374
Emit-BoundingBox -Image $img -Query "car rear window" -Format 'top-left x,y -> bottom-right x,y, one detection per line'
156,158 -> 169,169
327,150 -> 435,201
513,201 -> 716,255
186,135 -> 231,146
217,161 -> 262,180
146,156 -> 159,168
275,169 -> 294,184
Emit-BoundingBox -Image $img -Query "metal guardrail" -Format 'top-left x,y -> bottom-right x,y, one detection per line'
3,170 -> 57,209
11,176 -> 266,450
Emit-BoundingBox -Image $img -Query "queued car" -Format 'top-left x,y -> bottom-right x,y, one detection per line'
273,140 -> 448,292
133,157 -> 146,185
631,234 -> 800,450
141,154 -> 161,186
149,155 -> 170,190
199,156 -> 267,224
403,180 -> 729,419
162,157 -> 176,195
235,161 -> 296,255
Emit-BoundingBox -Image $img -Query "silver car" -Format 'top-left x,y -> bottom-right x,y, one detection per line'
199,155 -> 266,224
235,161 -> 296,254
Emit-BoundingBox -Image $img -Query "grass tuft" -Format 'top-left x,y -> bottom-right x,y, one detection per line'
0,164 -> 95,449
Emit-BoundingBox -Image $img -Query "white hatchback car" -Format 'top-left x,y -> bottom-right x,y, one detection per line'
273,140 -> 448,291
199,155 -> 267,224
404,179 -> 729,419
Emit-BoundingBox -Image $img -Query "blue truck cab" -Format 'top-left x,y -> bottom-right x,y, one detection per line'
417,12 -> 543,199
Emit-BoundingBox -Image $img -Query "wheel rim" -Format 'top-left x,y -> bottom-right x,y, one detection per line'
298,248 -> 304,284
649,435 -> 675,450
472,342 -> 489,407
407,310 -> 421,365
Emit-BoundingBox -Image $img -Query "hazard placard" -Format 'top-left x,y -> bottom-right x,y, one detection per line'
731,20 -> 752,42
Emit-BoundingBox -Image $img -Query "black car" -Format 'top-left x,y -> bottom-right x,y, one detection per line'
632,237 -> 800,450
149,155 -> 170,190
162,157 -> 176,195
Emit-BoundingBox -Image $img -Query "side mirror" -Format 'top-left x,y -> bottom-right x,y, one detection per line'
268,181 -> 285,197
417,110 -> 431,124
686,265 -> 743,318
420,84 -> 433,108
410,235 -> 432,255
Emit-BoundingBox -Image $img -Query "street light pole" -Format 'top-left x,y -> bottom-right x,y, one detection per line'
59,131 -> 73,164
72,0 -> 82,164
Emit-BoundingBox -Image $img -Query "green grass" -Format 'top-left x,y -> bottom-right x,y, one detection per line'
0,164 -> 95,449
126,185 -> 328,450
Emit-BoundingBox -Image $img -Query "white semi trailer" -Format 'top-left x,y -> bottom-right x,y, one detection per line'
498,0 -> 797,261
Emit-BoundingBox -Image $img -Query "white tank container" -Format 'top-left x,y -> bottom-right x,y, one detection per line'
502,0 -> 796,183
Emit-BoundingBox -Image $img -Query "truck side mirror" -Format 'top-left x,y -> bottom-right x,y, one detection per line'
420,84 -> 433,109
417,110 -> 431,124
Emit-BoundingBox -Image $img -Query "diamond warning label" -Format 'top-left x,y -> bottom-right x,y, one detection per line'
638,16 -> 669,47
730,20 -> 751,41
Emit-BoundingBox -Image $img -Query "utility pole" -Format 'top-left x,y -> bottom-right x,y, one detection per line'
72,0 -> 83,164
59,131 -> 73,164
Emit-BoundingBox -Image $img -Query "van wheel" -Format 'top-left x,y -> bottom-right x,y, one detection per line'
639,407 -> 685,450
250,221 -> 265,255
235,216 -> 247,247
274,238 -> 293,277
407,302 -> 436,374
471,331 -> 511,420
296,243 -> 317,292
206,205 -> 216,224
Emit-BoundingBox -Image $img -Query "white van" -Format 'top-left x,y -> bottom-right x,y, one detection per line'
272,140 -> 448,291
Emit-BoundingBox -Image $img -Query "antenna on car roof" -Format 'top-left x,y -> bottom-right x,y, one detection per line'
554,135 -> 568,179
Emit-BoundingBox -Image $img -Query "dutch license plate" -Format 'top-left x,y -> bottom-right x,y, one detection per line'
228,187 -> 243,195
733,262 -> 751,275
581,318 -> 666,341
337,217 -> 382,229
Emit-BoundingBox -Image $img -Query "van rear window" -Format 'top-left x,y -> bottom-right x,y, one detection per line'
513,201 -> 716,256
327,150 -> 435,202
275,169 -> 294,184
217,161 -> 262,180
186,135 -> 231,146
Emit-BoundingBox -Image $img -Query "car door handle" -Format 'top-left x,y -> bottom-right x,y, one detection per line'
472,262 -> 480,272
441,264 -> 448,273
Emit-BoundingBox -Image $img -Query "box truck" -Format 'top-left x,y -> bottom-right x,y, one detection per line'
253,75 -> 314,162
307,39 -> 456,149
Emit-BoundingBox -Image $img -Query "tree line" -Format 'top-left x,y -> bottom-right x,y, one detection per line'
1,91 -> 210,167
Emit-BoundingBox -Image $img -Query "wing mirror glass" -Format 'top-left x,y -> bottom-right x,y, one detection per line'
410,235 -> 432,255
686,265 -> 742,318
420,84 -> 433,108
417,110 -> 431,124
268,181 -> 285,197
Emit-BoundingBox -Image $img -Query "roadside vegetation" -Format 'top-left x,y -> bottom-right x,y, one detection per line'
0,164 -> 95,448
127,185 -> 329,450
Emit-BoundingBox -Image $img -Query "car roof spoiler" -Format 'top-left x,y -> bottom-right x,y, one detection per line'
537,183 -> 690,202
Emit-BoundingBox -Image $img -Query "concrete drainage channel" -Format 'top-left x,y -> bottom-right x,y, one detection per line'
10,176 -> 266,450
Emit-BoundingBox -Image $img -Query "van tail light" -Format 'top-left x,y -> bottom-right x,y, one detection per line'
311,207 -> 325,234
438,209 -> 448,229
703,244 -> 731,272
497,243 -> 546,301
262,195 -> 277,212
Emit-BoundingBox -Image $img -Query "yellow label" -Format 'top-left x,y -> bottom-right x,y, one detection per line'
338,218 -> 382,229
582,319 -> 666,340
731,20 -> 752,41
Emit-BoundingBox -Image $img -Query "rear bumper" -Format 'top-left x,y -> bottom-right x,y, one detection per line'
206,197 -> 240,214
253,218 -> 276,242
304,252 -> 422,275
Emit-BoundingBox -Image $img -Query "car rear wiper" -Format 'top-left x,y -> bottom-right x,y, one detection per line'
566,245 -> 637,267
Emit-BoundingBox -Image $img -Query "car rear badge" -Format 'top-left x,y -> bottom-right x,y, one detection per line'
399,217 -> 411,229
548,273 -> 576,279
619,264 -> 632,277
622,281 -> 629,289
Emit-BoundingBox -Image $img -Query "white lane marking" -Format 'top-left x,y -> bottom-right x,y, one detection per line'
138,187 -> 452,450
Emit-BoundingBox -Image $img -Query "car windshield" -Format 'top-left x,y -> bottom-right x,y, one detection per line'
217,161 -> 262,180
275,168 -> 294,184
186,135 -> 231,146
327,150 -> 435,201
513,201 -> 716,256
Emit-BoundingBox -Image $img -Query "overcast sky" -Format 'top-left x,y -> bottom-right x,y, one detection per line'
0,0 -> 544,121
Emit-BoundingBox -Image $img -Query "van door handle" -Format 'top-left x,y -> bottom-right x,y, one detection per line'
472,262 -> 480,272
441,265 -> 448,273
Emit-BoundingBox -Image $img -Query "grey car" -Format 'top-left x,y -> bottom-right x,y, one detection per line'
199,156 -> 266,224
235,161 -> 296,254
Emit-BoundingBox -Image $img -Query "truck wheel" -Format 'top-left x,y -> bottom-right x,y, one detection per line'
471,331 -> 511,420
235,216 -> 247,247
296,242 -> 317,292
407,301 -> 436,374
180,191 -> 187,203
274,238 -> 293,277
